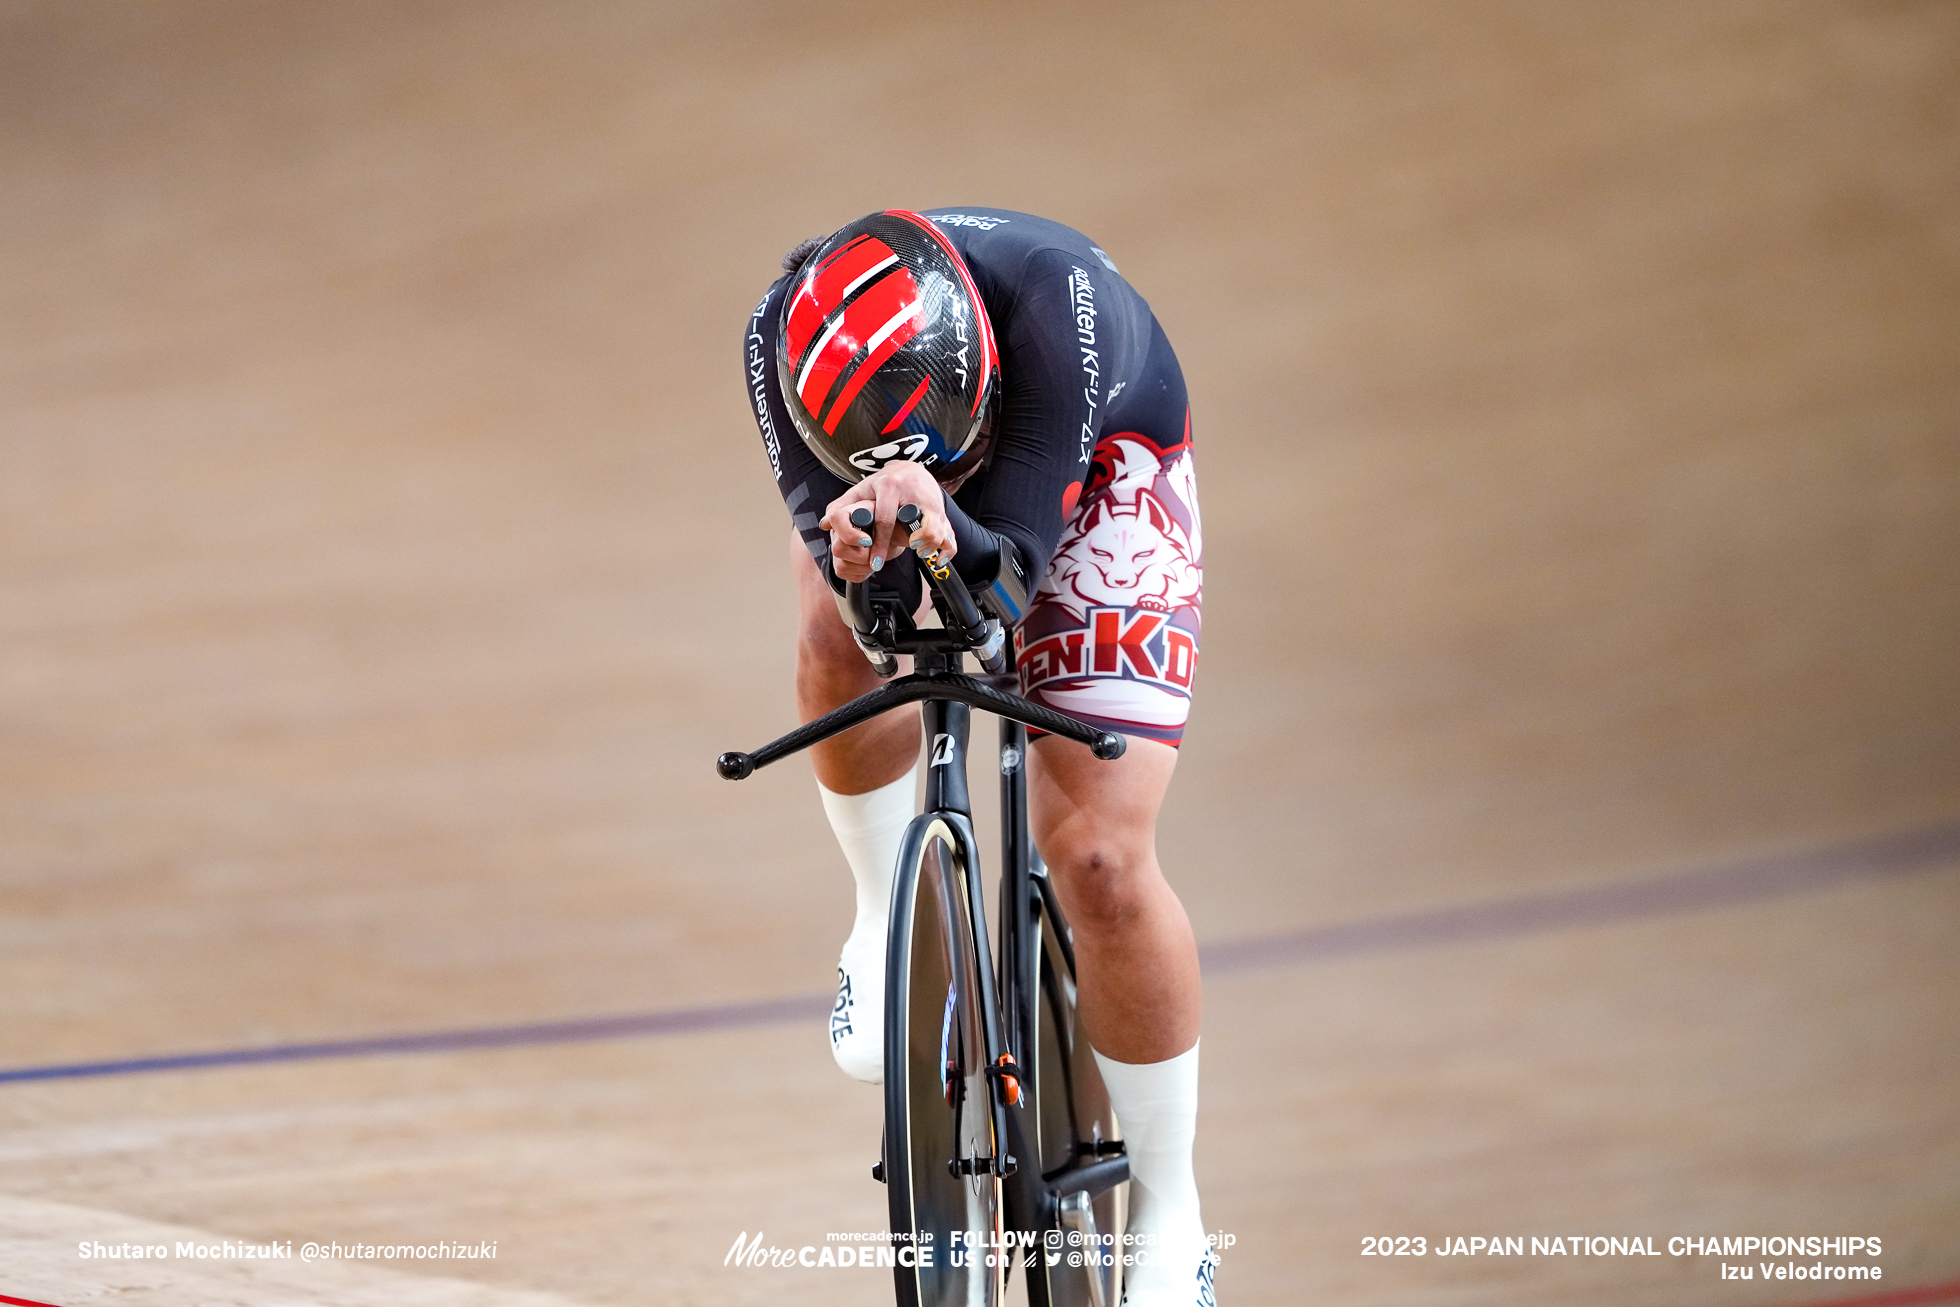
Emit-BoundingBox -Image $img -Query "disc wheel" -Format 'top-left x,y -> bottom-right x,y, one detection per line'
886,817 -> 1003,1306
1022,875 -> 1126,1307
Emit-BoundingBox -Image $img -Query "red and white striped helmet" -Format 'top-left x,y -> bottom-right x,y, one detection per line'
776,210 -> 999,485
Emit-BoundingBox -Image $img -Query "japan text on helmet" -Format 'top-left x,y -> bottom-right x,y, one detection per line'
776,210 -> 999,486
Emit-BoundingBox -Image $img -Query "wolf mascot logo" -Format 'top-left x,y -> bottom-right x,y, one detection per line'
1045,434 -> 1202,618
1018,430 -> 1202,742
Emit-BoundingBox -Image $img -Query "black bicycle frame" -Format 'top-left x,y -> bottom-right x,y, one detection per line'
717,539 -> 1132,1274
720,658 -> 1130,1202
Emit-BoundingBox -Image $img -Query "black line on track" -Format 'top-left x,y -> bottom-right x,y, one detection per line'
3,818 -> 1955,1086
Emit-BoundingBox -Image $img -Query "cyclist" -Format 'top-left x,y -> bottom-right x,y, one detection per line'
741,208 -> 1214,1306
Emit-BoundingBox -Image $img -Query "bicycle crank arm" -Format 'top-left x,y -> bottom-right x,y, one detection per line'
1043,1154 -> 1130,1210
1057,1190 -> 1115,1307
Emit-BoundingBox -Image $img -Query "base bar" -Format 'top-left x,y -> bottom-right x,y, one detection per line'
720,671 -> 1124,778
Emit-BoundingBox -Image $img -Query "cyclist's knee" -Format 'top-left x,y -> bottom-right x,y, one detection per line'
1044,836 -> 1156,932
795,613 -> 873,719
797,603 -> 858,668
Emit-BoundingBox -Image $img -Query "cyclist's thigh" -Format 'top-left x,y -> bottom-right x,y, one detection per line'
1016,318 -> 1202,749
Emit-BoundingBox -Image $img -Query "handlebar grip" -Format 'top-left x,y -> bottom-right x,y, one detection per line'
849,503 -> 922,537
831,515 -> 897,678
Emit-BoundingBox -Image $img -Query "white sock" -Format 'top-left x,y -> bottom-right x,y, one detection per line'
818,765 -> 918,1083
1095,1041 -> 1215,1305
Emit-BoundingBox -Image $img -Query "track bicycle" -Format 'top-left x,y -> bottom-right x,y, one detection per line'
719,504 -> 1132,1307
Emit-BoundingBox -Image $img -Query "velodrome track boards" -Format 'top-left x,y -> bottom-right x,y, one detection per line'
3,2 -> 1957,1304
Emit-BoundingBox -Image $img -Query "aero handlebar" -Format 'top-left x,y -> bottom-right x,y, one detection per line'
713,502 -> 1127,780
847,504 -> 1008,676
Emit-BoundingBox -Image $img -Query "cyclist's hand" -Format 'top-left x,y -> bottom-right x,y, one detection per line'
820,463 -> 956,582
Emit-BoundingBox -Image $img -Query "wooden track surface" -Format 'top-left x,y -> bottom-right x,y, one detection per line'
3,2 -> 1957,1303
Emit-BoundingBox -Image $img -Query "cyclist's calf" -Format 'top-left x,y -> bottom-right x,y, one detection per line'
1027,735 -> 1200,1061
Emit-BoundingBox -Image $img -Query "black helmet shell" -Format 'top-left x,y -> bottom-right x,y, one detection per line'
776,210 -> 999,485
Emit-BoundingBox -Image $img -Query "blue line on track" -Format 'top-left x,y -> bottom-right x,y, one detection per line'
1197,816 -> 1960,976
2,818 -> 1954,1086
0,996 -> 829,1085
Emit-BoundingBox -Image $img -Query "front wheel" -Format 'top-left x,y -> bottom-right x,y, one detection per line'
885,815 -> 1003,1307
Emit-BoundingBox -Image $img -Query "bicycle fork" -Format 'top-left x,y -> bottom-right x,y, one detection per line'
920,697 -> 1019,1181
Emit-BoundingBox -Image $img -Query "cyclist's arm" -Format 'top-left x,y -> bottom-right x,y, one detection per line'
948,245 -> 1114,589
745,277 -> 849,560
740,282 -> 940,599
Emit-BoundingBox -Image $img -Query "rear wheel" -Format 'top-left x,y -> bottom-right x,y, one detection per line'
1022,867 -> 1126,1307
886,815 -> 1003,1307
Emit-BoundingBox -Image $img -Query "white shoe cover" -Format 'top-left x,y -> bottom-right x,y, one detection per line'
1121,1229 -> 1216,1306
1097,1043 -> 1211,1305
819,768 -> 916,1084
829,947 -> 883,1082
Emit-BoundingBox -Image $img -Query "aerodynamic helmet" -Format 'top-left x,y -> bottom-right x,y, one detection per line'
776,209 -> 999,486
